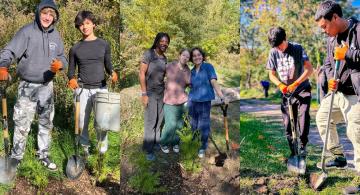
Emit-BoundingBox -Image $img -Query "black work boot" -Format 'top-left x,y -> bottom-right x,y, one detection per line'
317,155 -> 347,169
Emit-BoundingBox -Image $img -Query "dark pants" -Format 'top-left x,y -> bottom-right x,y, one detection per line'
189,101 -> 211,150
143,95 -> 164,154
264,86 -> 269,98
280,88 -> 311,155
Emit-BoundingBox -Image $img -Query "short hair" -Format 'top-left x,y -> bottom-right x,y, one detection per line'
267,27 -> 286,48
40,7 -> 57,22
74,11 -> 98,29
315,1 -> 342,21
150,32 -> 170,49
190,47 -> 206,63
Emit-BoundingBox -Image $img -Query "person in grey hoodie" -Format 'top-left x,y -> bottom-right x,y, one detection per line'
0,0 -> 67,170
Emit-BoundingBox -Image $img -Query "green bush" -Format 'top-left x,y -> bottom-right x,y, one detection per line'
177,117 -> 202,174
128,152 -> 166,194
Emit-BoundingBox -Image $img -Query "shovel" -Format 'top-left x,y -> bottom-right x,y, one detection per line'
209,135 -> 227,167
220,104 -> 230,152
310,54 -> 343,190
285,93 -> 306,175
0,82 -> 16,184
66,88 -> 85,179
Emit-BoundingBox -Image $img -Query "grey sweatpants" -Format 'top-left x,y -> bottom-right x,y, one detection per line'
75,87 -> 108,151
143,95 -> 164,154
10,81 -> 55,160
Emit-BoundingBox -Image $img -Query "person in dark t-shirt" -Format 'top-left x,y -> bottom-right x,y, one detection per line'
67,10 -> 118,156
266,27 -> 313,160
139,32 -> 170,161
314,3 -> 360,192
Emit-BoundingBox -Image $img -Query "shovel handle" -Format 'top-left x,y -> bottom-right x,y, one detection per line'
2,97 -> 8,139
321,60 -> 341,172
224,116 -> 229,151
75,101 -> 80,135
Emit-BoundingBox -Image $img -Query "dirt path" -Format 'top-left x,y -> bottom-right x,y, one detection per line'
240,98 -> 355,169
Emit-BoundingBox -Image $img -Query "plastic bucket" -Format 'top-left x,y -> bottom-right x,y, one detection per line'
94,92 -> 120,132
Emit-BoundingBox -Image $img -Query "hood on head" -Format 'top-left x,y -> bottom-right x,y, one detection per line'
35,0 -> 59,31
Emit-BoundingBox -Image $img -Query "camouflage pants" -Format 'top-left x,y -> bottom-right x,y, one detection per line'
10,81 -> 54,160
74,87 -> 108,151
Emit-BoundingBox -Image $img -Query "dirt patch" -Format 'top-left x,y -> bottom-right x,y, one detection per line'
241,175 -> 300,194
8,171 -> 119,195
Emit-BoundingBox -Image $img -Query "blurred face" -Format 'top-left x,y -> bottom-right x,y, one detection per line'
275,41 -> 287,53
317,15 -> 338,37
179,50 -> 190,65
192,49 -> 203,65
79,19 -> 96,37
156,37 -> 169,52
40,8 -> 55,29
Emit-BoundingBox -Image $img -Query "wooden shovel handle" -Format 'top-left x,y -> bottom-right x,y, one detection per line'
224,116 -> 229,143
2,97 -> 8,139
75,102 -> 80,135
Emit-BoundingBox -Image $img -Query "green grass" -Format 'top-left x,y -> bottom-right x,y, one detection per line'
240,113 -> 288,175
240,113 -> 357,194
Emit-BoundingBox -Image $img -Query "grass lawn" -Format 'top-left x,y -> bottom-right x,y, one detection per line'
240,113 -> 357,194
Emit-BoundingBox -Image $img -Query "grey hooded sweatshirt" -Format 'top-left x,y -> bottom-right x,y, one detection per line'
0,0 -> 67,83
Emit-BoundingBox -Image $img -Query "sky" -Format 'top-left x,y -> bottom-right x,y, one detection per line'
352,0 -> 360,7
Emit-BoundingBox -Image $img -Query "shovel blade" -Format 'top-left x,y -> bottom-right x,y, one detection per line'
287,156 -> 306,175
66,155 -> 85,180
0,157 -> 17,184
310,172 -> 327,190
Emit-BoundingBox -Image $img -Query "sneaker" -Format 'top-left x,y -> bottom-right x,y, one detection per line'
160,145 -> 170,154
198,149 -> 205,158
173,145 -> 180,153
316,156 -> 347,169
146,153 -> 155,161
39,157 -> 57,171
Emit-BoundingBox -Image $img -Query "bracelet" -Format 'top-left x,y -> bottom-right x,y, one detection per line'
141,92 -> 147,96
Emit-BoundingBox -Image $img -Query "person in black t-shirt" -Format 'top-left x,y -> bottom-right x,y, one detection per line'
67,11 -> 118,156
266,27 -> 313,159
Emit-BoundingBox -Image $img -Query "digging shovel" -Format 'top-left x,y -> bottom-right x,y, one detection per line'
285,93 -> 306,175
66,88 -> 85,179
0,82 -> 16,184
310,57 -> 342,190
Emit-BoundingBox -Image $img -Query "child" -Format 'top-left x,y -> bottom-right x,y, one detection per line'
67,10 -> 118,156
266,27 -> 313,159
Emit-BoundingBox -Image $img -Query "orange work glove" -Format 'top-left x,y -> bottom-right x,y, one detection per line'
0,67 -> 9,81
111,71 -> 118,83
287,81 -> 300,93
68,78 -> 79,90
277,83 -> 288,94
50,59 -> 63,73
334,43 -> 349,61
328,78 -> 338,92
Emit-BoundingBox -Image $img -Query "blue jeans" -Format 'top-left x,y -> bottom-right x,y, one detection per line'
188,101 -> 211,150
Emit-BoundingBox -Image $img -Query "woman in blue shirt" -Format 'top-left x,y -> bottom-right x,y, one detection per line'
188,47 -> 228,158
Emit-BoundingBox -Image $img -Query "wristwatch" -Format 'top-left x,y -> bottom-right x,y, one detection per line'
141,92 -> 147,96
